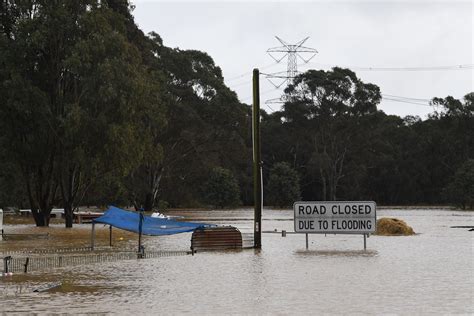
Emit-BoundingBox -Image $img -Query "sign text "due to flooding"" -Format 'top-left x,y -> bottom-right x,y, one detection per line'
293,201 -> 376,234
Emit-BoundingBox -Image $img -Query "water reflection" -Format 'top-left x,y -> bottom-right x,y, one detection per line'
0,208 -> 473,314
294,249 -> 379,257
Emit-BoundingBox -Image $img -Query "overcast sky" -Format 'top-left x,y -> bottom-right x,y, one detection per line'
132,0 -> 473,119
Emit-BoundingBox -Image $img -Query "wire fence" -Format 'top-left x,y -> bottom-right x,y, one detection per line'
2,248 -> 191,274
0,246 -> 96,256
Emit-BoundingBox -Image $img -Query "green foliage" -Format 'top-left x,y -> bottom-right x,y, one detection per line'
444,159 -> 474,209
0,1 -> 163,225
0,0 -> 472,215
0,156 -> 27,208
266,162 -> 301,208
157,200 -> 169,211
202,167 -> 241,208
129,41 -> 250,208
263,69 -> 473,205
278,68 -> 381,201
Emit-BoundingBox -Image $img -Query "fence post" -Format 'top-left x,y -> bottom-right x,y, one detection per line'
91,222 -> 96,250
109,225 -> 113,247
24,257 -> 29,273
3,256 -> 12,273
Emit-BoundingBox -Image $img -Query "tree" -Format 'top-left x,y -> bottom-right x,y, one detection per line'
266,162 -> 301,208
57,4 -> 160,227
202,167 -> 241,208
282,68 -> 381,200
0,1 -> 158,226
127,39 -> 250,209
0,1 -> 82,226
444,159 -> 474,209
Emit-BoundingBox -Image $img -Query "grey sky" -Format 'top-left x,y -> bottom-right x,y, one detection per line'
133,1 -> 473,118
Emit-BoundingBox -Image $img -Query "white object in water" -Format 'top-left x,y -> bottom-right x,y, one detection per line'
151,212 -> 168,219
151,212 -> 184,220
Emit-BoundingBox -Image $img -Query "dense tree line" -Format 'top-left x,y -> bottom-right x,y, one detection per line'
262,69 -> 473,208
0,1 -> 249,226
0,1 -> 472,227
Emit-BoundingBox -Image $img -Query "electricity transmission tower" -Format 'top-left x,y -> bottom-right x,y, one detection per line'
265,36 -> 318,104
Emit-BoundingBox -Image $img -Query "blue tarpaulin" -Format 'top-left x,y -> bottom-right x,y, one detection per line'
93,206 -> 213,236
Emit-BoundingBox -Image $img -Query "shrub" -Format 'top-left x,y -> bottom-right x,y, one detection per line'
266,162 -> 301,208
444,159 -> 474,210
202,167 -> 241,208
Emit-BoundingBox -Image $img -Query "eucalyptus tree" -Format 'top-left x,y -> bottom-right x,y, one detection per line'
0,1 -> 158,226
125,36 -> 250,209
444,159 -> 474,209
0,1 -> 87,226
281,68 -> 381,201
417,93 -> 474,203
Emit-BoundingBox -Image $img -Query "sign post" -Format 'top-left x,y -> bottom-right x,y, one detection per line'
294,201 -> 376,249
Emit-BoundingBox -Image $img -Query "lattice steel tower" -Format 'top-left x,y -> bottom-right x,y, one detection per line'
266,37 -> 318,103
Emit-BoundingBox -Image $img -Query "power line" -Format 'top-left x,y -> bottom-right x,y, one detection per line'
229,62 -> 473,85
234,85 -> 438,110
240,88 -> 277,103
227,60 -> 472,91
382,97 -> 432,107
382,94 -> 432,102
225,63 -> 280,82
264,103 -> 275,112
306,62 -> 474,72
228,80 -> 252,89
381,93 -> 436,107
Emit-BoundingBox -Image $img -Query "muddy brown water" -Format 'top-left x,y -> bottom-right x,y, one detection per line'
0,208 -> 473,314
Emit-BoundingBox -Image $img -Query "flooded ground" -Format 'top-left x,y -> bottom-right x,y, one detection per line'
0,208 -> 473,314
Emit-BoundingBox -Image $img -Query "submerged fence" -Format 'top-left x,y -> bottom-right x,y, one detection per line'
2,248 -> 190,274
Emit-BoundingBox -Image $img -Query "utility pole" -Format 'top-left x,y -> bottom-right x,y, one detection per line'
266,36 -> 318,104
251,38 -> 316,247
252,68 -> 262,249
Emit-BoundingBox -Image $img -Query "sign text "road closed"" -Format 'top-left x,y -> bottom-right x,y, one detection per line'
294,201 -> 376,234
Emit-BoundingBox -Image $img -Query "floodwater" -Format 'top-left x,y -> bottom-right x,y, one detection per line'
0,208 -> 473,314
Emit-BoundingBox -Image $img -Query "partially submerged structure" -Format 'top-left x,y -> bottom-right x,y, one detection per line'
191,226 -> 243,252
91,206 -> 217,253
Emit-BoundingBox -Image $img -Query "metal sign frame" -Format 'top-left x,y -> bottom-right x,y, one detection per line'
293,201 -> 377,250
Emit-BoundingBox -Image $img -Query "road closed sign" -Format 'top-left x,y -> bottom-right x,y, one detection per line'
294,201 -> 376,234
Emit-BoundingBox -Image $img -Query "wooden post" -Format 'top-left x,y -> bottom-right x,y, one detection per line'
3,256 -> 11,273
252,68 -> 262,249
306,233 -> 309,250
109,225 -> 113,247
91,222 -> 95,250
363,234 -> 367,250
138,211 -> 144,257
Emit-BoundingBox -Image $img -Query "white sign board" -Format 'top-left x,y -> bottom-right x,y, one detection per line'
294,201 -> 376,234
